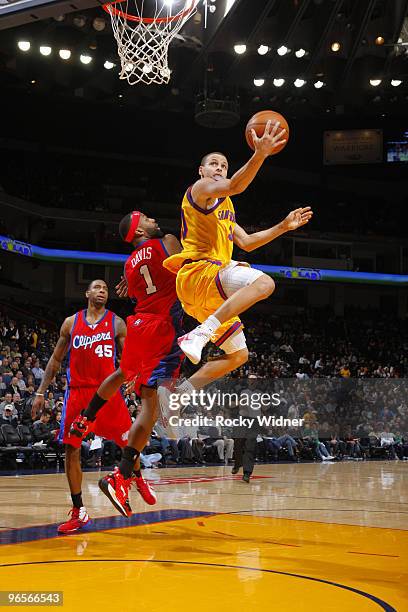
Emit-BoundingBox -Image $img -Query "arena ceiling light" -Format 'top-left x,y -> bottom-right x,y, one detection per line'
253,78 -> 265,87
224,0 -> 236,15
17,41 -> 31,52
39,46 -> 52,56
314,80 -> 324,88
294,78 -> 305,87
375,35 -> 385,45
295,48 -> 306,58
73,15 -> 87,28
80,54 -> 92,65
369,79 -> 381,86
92,17 -> 106,31
257,45 -> 269,55
391,79 -> 402,86
331,41 -> 341,52
234,44 -> 246,54
59,49 -> 71,60
277,45 -> 289,56
104,60 -> 115,70
273,78 -> 285,87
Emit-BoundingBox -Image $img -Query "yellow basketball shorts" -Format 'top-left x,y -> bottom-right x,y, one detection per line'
175,260 -> 243,347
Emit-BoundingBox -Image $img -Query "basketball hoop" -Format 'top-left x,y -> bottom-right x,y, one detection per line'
103,0 -> 200,85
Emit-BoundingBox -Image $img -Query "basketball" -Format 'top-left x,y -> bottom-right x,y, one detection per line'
245,110 -> 290,154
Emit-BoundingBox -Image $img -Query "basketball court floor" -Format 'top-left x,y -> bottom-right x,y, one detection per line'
0,462 -> 407,611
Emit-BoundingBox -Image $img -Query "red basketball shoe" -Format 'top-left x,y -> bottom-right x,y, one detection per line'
132,475 -> 157,505
98,467 -> 132,517
57,507 -> 91,535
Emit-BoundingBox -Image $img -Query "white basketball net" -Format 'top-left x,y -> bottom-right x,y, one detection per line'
104,0 -> 200,85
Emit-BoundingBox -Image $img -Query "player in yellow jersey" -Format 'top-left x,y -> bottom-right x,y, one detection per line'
162,121 -> 312,394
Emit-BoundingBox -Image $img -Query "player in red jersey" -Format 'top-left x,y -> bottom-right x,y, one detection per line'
32,280 -> 133,534
70,211 -> 184,517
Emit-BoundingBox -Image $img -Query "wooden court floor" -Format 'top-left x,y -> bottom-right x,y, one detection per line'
0,462 -> 407,611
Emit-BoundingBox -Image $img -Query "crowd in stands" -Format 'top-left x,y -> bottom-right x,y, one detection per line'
1,305 -> 407,471
1,146 -> 403,241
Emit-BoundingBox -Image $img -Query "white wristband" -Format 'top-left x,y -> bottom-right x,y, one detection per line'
35,392 -> 45,397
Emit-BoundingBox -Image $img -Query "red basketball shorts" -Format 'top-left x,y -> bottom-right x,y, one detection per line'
120,313 -> 184,395
59,386 -> 132,448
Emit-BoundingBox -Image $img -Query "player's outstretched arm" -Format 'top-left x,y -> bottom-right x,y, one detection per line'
233,207 -> 313,253
191,121 -> 287,206
31,317 -> 72,419
114,316 -> 127,358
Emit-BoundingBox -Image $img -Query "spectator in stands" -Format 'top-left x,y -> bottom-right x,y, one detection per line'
0,374 -> 6,395
6,376 -> 20,396
340,364 -> 351,378
344,430 -> 364,459
197,424 -> 233,464
29,329 -> 38,350
31,360 -> 45,385
314,354 -> 324,371
263,433 -> 298,461
302,427 -> 335,461
15,371 -> 26,393
23,384 -> 35,401
46,391 -> 56,411
126,392 -> 139,407
0,405 -> 19,428
0,393 -> 17,417
5,321 -> 19,343
380,426 -> 397,459
150,425 -> 179,465
12,393 -> 24,416
287,403 -> 300,420
326,434 -> 346,459
32,411 -> 58,445
176,418 -> 206,463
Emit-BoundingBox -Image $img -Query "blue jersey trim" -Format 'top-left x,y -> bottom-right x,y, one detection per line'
82,309 -> 109,328
58,370 -> 70,443
159,239 -> 170,257
112,313 -> 117,367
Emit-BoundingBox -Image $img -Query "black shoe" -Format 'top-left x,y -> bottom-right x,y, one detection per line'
231,466 -> 239,474
242,473 -> 250,483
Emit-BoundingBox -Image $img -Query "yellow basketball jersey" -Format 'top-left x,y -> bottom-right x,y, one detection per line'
163,186 -> 236,274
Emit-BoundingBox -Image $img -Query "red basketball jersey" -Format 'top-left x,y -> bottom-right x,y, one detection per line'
124,238 -> 182,320
68,309 -> 117,388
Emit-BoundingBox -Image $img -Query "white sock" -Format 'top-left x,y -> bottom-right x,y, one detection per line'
176,379 -> 195,395
200,315 -> 221,336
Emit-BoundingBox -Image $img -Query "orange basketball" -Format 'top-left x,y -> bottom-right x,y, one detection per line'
245,110 -> 289,154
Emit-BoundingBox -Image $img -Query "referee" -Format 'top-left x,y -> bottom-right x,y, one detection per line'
232,383 -> 262,483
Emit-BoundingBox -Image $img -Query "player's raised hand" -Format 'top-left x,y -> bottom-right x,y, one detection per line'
282,206 -> 313,231
115,276 -> 128,299
251,120 -> 287,157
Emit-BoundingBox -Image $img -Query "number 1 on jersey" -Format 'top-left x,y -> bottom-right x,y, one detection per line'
140,264 -> 157,295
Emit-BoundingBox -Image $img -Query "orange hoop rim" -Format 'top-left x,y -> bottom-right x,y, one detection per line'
102,0 -> 198,23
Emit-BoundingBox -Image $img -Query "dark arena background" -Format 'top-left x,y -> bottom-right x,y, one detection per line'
0,1 -> 407,610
